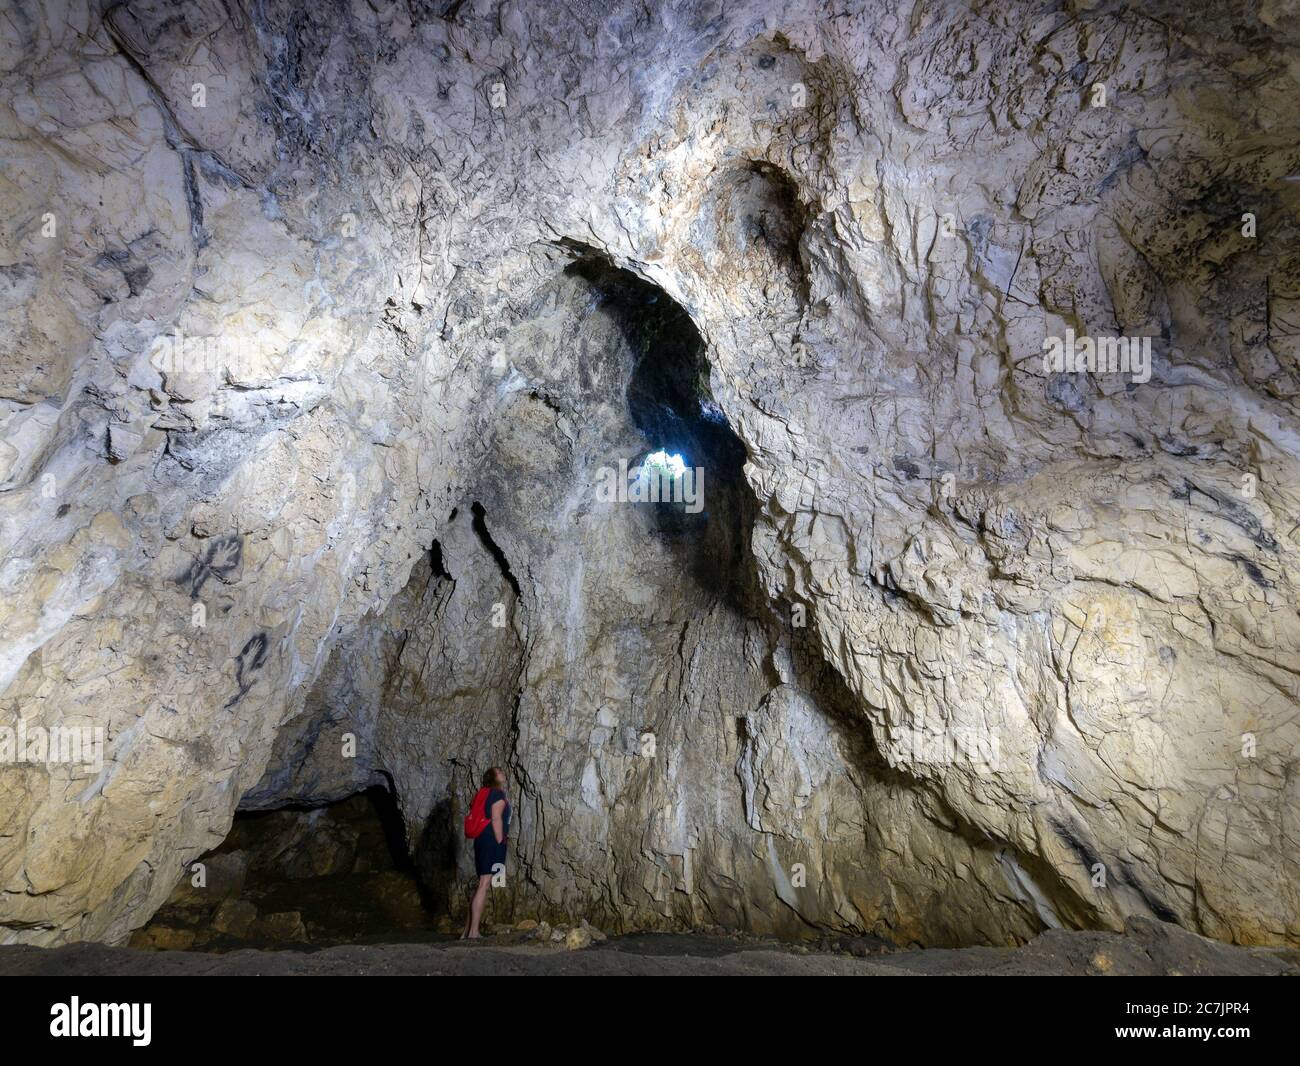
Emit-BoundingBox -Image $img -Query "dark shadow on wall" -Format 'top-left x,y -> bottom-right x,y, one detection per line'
414,795 -> 459,916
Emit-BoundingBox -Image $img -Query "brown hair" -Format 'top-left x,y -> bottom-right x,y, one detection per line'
482,766 -> 504,788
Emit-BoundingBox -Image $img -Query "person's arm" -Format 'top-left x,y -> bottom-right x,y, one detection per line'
490,798 -> 506,844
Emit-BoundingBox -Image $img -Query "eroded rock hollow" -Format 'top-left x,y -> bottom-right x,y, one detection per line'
2,0 -> 1298,949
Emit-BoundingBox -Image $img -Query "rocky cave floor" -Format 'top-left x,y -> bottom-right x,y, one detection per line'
2,919 -> 1296,977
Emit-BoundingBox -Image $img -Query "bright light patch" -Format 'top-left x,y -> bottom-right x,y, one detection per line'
642,449 -> 688,478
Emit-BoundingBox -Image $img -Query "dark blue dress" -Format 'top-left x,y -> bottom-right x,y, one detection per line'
473,789 -> 510,876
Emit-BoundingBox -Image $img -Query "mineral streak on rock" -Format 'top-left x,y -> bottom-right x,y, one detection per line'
0,0 -> 1297,950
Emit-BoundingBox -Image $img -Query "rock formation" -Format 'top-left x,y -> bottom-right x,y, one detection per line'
1,0 -> 1297,948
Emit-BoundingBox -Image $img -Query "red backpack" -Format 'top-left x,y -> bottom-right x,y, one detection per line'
463,787 -> 492,839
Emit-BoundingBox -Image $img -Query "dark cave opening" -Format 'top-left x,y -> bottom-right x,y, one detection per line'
132,787 -> 437,951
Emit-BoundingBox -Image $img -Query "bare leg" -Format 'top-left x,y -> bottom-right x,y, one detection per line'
467,875 -> 492,938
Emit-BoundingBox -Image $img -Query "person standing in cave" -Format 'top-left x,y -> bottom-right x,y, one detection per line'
462,767 -> 511,940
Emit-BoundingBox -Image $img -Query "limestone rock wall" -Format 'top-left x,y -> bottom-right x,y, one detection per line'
1,0 -> 1297,946
251,263 -> 1046,942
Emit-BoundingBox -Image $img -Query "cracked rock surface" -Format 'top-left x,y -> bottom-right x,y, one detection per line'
1,0 -> 1298,948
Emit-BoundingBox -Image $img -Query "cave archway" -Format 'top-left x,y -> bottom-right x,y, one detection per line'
561,254 -> 757,612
